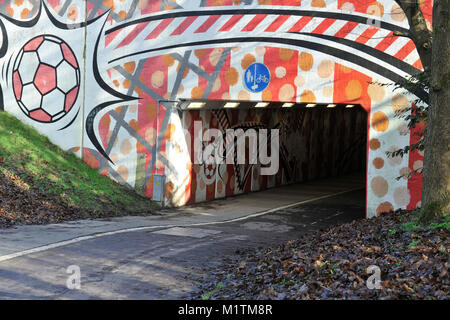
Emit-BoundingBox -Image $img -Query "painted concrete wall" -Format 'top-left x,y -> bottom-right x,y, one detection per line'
0,0 -> 431,217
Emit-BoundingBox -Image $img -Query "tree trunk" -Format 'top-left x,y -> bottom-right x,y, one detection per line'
422,0 -> 450,210
395,0 -> 432,69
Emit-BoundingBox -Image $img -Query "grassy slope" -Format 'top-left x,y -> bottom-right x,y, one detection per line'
0,111 -> 157,226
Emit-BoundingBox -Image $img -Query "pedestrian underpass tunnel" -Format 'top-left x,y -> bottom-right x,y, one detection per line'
1,1 -> 426,219
170,101 -> 367,217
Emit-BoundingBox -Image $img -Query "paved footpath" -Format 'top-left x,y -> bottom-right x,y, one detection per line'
0,174 -> 365,299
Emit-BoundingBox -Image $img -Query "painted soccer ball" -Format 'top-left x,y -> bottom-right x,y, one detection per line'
12,35 -> 80,123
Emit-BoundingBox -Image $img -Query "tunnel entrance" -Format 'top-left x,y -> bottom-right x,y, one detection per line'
180,101 -> 368,218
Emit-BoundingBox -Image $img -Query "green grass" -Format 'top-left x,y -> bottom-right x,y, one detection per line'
0,111 -> 158,217
428,212 -> 450,230
400,210 -> 450,233
201,281 -> 224,300
407,240 -> 421,249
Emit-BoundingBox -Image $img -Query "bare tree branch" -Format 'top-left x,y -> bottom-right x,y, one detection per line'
393,30 -> 411,37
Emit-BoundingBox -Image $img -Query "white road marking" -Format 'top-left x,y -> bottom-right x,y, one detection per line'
153,227 -> 222,238
0,188 -> 363,263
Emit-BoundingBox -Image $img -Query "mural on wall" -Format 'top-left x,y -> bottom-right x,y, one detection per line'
0,1 -> 137,164
13,34 -> 80,124
0,0 -> 432,217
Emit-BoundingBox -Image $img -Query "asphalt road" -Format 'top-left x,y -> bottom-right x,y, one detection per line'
0,188 -> 365,299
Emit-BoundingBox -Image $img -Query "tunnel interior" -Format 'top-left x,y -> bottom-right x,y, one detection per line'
272,104 -> 368,218
182,102 -> 368,212
275,104 -> 367,184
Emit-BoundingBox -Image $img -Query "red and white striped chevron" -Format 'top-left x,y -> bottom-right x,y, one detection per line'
104,8 -> 421,70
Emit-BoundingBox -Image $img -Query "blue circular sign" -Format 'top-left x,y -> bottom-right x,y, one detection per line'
243,62 -> 271,93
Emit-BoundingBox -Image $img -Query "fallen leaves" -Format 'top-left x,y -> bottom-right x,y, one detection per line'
0,167 -> 145,228
195,210 -> 449,300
